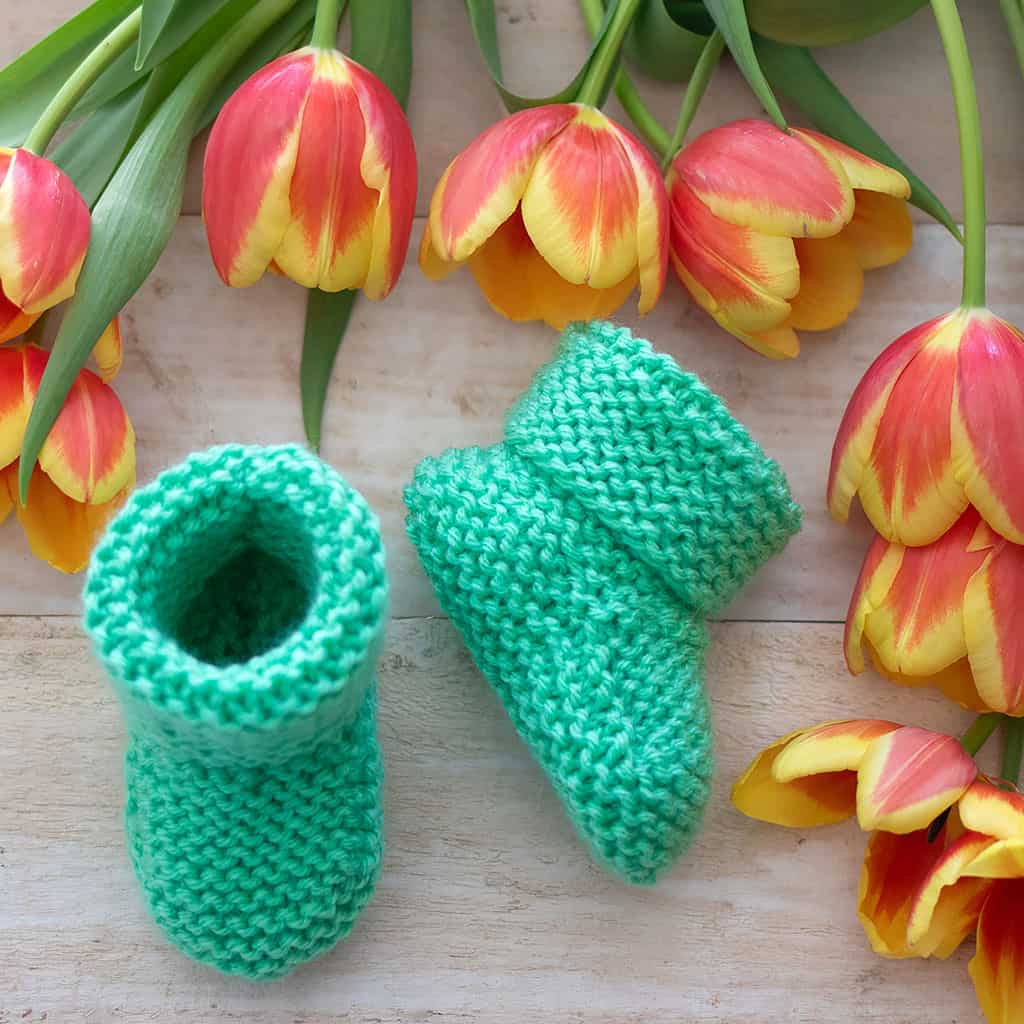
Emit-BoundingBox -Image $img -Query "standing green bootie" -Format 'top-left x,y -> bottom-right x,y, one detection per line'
83,445 -> 388,979
405,322 -> 802,884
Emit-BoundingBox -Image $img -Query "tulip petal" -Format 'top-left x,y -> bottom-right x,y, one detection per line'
348,57 -> 417,300
772,719 -> 901,782
521,107 -> 639,292
904,830 -> 993,955
430,105 -> 577,263
845,531 -> 903,673
418,218 -> 459,280
37,365 -> 134,505
858,313 -> 969,546
0,459 -> 15,525
828,313 -> 946,525
92,317 -> 123,384
0,148 -> 90,314
953,311 -> 1024,545
203,50 -> 314,288
857,726 -> 977,833
731,731 -> 858,827
17,462 -> 132,573
960,781 -> 1024,840
969,880 -> 1024,1024
859,828 -> 983,958
962,837 -> 1024,879
866,651 -> 992,714
0,284 -> 39,344
677,119 -> 853,239
785,233 -> 864,332
0,344 -> 43,469
844,191 -> 914,270
794,129 -> 910,199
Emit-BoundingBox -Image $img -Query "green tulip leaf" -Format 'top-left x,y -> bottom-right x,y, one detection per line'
747,0 -> 927,47
0,0 -> 137,146
627,0 -> 707,82
464,0 -> 619,111
20,0 -> 303,502
300,0 -> 412,452
135,0 -> 234,72
661,1 -> 716,36
754,36 -> 961,240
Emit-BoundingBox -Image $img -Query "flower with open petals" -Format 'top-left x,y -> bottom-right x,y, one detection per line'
0,344 -> 134,572
420,103 -> 668,329
203,47 -> 416,299
0,147 -> 91,343
666,119 -> 911,358
846,509 -> 1024,715
829,308 -> 1024,547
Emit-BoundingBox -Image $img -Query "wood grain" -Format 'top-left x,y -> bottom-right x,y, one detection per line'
0,618 -> 993,1024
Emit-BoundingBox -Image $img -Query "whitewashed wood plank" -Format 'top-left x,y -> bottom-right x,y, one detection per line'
0,618 -> 991,1022
0,217 -> 1014,623
3,1 -> 1023,224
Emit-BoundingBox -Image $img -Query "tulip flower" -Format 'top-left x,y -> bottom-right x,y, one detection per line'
0,148 -> 91,343
846,509 -> 1024,716
666,119 -> 912,358
419,103 -> 668,329
828,308 -> 1024,547
0,344 -> 134,572
203,46 -> 417,300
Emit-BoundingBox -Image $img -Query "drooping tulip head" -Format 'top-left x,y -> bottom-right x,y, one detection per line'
420,103 -> 669,329
667,119 -> 912,358
829,308 -> 1024,546
203,47 -> 417,300
0,148 -> 91,342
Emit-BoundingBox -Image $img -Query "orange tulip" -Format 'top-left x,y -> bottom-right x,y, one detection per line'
0,147 -> 91,343
420,103 -> 668,329
0,344 -> 134,572
203,47 -> 417,299
829,308 -> 1024,547
666,119 -> 912,358
846,509 -> 1024,715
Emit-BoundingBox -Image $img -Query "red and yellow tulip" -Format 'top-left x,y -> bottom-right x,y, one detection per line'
666,119 -> 912,359
846,508 -> 1024,716
203,46 -> 417,300
0,343 -> 134,573
420,103 -> 668,329
0,147 -> 91,343
829,308 -> 1024,547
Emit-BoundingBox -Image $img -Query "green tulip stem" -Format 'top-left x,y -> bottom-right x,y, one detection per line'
311,0 -> 344,48
661,30 -> 724,172
930,0 -> 986,308
577,0 -> 671,155
1002,717 -> 1024,788
575,0 -> 643,107
22,7 -> 143,155
961,713 -> 1001,756
998,0 -> 1024,86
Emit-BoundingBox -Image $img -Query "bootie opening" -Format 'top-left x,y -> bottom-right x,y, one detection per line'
84,445 -> 388,749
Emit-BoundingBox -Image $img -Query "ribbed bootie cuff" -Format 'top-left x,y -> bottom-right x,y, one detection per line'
505,321 -> 802,615
83,444 -> 389,765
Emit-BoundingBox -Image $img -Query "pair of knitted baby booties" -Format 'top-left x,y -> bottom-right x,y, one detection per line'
82,321 -> 801,980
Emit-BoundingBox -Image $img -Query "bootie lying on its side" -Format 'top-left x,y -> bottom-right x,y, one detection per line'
83,444 -> 388,979
405,321 -> 802,884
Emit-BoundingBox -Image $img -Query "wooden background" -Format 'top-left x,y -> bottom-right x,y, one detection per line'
1,3 -> 1021,1021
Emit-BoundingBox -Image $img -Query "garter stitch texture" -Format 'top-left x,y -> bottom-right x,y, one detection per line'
83,444 -> 388,979
405,321 -> 802,885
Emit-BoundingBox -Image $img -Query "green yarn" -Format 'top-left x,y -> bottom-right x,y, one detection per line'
405,321 -> 802,885
83,444 -> 388,979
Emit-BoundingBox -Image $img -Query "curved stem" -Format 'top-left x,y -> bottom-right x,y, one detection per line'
575,0 -> 643,107
999,0 -> 1024,83
930,0 -> 986,308
1002,717 -> 1024,788
660,30 -> 723,173
961,712 -> 1002,755
577,0 -> 670,155
311,0 -> 344,48
22,7 -> 143,155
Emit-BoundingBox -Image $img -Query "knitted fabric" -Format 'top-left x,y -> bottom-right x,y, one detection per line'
83,444 -> 388,979
405,321 -> 802,884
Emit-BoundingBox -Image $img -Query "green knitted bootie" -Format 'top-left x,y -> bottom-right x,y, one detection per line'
405,322 -> 802,884
83,445 -> 388,979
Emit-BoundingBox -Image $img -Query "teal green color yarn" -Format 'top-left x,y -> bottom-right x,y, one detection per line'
83,444 -> 388,979
405,322 -> 802,885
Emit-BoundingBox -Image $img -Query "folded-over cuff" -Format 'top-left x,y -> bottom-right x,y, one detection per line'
83,444 -> 388,764
504,321 -> 802,616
